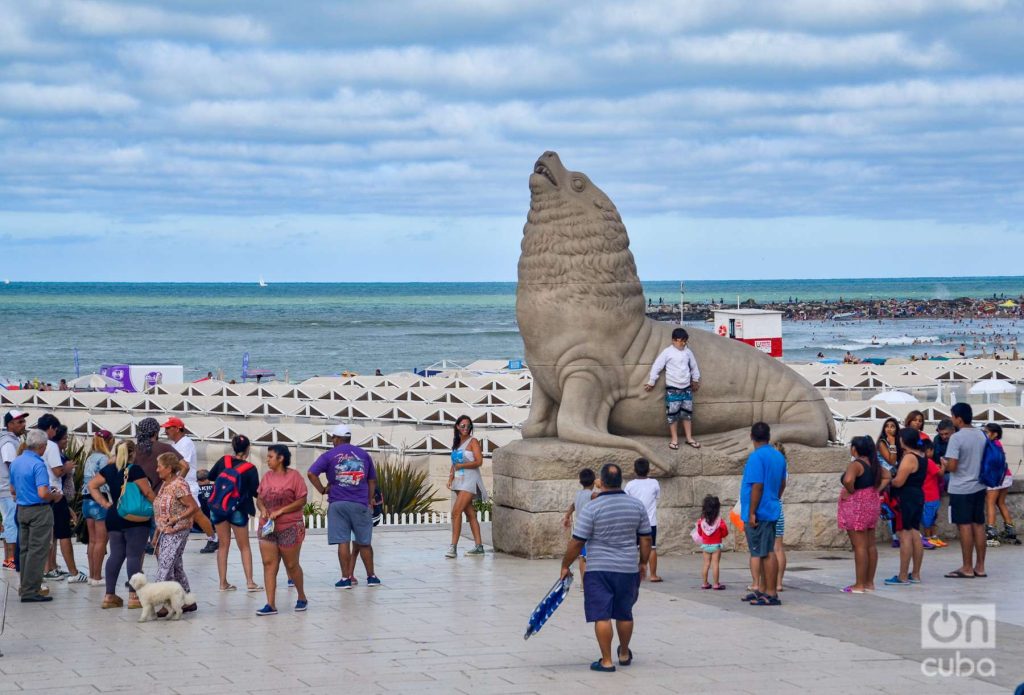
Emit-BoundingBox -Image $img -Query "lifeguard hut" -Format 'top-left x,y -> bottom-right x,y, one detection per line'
713,309 -> 784,357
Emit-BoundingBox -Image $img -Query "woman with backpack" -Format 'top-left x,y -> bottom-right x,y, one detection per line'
87,440 -> 155,610
209,435 -> 261,592
254,445 -> 308,616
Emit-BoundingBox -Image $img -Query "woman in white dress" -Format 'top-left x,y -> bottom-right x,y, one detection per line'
445,415 -> 486,559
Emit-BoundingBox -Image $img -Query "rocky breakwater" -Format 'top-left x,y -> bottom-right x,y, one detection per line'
492,438 -> 852,558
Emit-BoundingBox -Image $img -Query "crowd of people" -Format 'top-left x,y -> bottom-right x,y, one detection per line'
553,311 -> 1016,672
1,410 -> 386,617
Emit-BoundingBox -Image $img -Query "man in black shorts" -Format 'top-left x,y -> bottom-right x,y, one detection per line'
943,403 -> 988,578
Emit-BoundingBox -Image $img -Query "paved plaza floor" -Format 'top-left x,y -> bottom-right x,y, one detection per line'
1,527 -> 1020,694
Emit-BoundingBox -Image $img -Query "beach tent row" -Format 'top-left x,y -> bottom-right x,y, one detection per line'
143,385 -> 533,407
828,400 -> 1024,427
0,392 -> 528,429
6,409 -> 521,457
791,359 -> 1024,386
140,374 -> 533,399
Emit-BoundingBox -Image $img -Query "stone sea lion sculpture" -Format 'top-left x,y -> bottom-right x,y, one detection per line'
516,151 -> 836,470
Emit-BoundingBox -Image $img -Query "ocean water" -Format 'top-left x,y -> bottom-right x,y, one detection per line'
1,277 -> 1022,383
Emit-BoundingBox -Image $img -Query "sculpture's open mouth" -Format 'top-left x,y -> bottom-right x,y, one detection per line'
534,162 -> 557,187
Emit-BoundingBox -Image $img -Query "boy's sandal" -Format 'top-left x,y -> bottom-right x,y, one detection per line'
741,591 -> 761,602
618,647 -> 633,667
752,595 -> 782,606
589,660 -> 616,673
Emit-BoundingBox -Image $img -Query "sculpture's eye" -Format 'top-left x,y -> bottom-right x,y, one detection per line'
571,177 -> 585,192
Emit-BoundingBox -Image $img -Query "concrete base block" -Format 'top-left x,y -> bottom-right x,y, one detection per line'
492,438 -> 856,557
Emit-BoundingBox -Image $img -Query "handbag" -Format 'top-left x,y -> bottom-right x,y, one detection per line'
117,464 -> 154,522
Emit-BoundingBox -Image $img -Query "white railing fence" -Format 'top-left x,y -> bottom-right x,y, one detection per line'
248,509 -> 491,532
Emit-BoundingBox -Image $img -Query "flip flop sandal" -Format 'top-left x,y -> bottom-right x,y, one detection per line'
841,585 -> 865,594
701,583 -> 712,590
943,570 -> 975,579
649,577 -> 664,583
712,584 -> 727,590
668,442 -> 680,450
741,591 -> 761,602
590,660 -> 616,672
219,584 -> 237,592
247,585 -> 263,592
974,573 -> 988,578
618,647 -> 633,666
686,440 -> 701,449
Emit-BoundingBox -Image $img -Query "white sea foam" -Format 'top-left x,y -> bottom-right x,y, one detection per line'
850,336 -> 939,346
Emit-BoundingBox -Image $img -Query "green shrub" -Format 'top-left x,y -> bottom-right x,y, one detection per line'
303,499 -> 327,517
64,435 -> 90,543
472,498 -> 492,515
375,450 -> 444,516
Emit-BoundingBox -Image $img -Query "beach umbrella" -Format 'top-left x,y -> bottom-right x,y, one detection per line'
524,575 -> 573,640
968,379 -> 1016,395
870,391 -> 918,404
969,378 -> 1016,404
68,373 -> 121,390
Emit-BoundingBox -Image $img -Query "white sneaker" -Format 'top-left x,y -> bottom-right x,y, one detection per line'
67,572 -> 89,584
444,544 -> 458,559
88,578 -> 104,587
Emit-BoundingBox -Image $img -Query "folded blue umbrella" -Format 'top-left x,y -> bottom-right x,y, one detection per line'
524,575 -> 573,640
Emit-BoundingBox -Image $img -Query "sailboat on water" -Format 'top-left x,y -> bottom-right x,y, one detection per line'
258,275 -> 268,288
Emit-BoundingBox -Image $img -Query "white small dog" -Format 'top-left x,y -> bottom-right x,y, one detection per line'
128,573 -> 196,622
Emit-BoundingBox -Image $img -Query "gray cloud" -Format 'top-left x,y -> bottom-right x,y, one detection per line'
0,0 -> 1021,280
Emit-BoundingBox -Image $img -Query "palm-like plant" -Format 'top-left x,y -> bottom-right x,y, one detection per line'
375,450 -> 444,516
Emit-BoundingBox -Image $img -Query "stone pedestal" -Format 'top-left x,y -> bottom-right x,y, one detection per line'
492,437 -> 852,558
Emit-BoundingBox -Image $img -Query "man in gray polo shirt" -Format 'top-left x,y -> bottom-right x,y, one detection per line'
561,463 -> 651,673
943,402 -> 989,578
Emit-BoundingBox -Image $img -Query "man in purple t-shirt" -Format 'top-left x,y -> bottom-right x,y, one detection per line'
307,424 -> 380,588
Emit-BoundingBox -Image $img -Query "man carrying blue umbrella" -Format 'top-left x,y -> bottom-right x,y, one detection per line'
560,462 -> 652,672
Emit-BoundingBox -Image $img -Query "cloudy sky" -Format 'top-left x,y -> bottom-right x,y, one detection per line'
2,0 -> 1023,282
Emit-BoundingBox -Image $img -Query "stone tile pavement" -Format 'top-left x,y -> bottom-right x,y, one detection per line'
0,528 -> 1020,694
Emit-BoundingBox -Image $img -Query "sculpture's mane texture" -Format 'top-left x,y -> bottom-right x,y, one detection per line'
518,156 -> 645,317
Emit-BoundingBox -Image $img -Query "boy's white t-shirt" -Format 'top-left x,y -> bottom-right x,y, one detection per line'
625,478 -> 660,526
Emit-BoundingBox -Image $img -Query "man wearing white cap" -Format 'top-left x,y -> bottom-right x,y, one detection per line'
307,424 -> 380,588
0,410 -> 29,569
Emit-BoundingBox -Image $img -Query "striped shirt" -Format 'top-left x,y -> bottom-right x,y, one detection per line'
572,490 -> 652,573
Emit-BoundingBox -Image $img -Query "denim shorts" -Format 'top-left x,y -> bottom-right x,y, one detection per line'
327,501 -> 373,546
922,500 -> 940,529
745,520 -> 777,558
583,571 -> 641,622
211,508 -> 249,527
0,497 -> 17,544
82,499 -> 108,522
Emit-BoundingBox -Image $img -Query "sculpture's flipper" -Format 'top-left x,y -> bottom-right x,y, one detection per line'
556,372 -> 669,474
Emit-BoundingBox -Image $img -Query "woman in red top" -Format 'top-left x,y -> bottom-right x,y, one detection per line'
255,445 -> 308,616
695,495 -> 728,590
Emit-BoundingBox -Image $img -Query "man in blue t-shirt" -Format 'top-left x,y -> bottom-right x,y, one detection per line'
307,424 -> 379,589
739,422 -> 787,606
